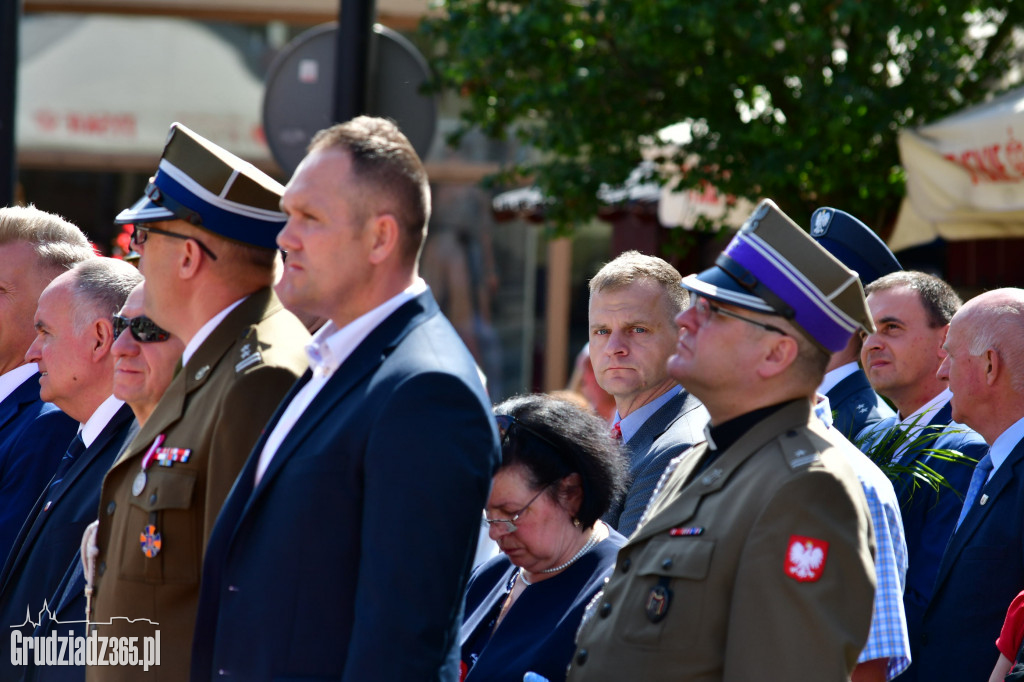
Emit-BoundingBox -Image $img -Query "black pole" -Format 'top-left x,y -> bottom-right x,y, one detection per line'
0,0 -> 20,207
334,0 -> 376,123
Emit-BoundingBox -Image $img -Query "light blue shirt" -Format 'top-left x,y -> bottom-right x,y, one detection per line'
985,414 -> 1024,482
614,385 -> 682,444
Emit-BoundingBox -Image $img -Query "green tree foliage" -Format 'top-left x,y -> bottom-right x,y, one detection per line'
422,1 -> 1024,234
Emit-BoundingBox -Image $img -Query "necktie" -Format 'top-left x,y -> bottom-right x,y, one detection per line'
954,453 -> 993,532
45,434 -> 86,503
610,421 -> 622,440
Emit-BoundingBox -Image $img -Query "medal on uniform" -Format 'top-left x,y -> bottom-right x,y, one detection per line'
645,578 -> 673,623
134,434 -> 166,496
140,524 -> 162,558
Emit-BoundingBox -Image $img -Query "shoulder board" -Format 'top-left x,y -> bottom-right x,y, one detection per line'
779,428 -> 821,470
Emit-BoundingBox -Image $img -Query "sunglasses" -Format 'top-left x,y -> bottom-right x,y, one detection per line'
131,224 -> 218,261
112,314 -> 172,343
495,414 -> 563,453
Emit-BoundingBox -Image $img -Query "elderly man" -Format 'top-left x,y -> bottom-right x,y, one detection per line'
901,289 -> 1024,681
588,251 -> 708,537
190,117 -> 499,681
88,123 -> 310,681
568,200 -> 876,681
21,282 -> 184,682
0,259 -> 140,682
0,207 -> 90,562
859,271 -> 986,639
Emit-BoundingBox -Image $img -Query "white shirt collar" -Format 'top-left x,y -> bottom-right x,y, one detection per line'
614,385 -> 682,444
307,278 -> 429,379
817,361 -> 860,396
986,415 -> 1024,478
181,296 -> 247,367
0,364 -> 40,404
814,394 -> 834,429
80,395 -> 127,448
898,387 -> 952,426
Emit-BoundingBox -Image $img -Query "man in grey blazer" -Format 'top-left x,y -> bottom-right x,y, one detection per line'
589,251 -> 708,537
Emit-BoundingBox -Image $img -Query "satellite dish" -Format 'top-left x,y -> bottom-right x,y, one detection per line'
263,22 -> 437,177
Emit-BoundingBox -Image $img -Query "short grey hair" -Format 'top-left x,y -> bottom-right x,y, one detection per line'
0,205 -> 94,274
589,251 -> 688,315
966,299 -> 1024,394
69,259 -> 144,333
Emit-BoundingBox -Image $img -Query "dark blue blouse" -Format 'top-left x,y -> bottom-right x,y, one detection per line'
459,529 -> 626,682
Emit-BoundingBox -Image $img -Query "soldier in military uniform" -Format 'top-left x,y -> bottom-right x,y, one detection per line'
567,200 -> 877,681
85,123 -> 310,681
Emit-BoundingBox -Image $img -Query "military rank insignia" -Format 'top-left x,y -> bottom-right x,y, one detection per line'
785,535 -> 829,582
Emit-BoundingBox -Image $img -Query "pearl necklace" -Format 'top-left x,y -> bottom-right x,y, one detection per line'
519,530 -> 599,586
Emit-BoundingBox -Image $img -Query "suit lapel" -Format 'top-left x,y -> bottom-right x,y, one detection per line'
0,373 -> 43,431
934,439 -> 1024,591
49,405 -> 136,510
242,292 -> 440,510
627,390 -> 698,455
459,566 -> 514,646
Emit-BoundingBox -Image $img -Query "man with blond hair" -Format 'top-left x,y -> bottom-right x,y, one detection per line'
0,205 -> 92,561
588,251 -> 708,537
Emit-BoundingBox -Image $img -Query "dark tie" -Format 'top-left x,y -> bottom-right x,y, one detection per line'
954,453 -> 993,532
43,434 -> 86,509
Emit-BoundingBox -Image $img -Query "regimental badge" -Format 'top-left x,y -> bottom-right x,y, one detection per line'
140,524 -> 162,558
785,535 -> 829,582
645,582 -> 673,623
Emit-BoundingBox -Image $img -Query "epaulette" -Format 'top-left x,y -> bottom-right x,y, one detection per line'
780,428 -> 821,470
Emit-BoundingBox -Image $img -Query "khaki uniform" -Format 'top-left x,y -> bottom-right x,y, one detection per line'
88,288 -> 309,681
568,400 -> 876,682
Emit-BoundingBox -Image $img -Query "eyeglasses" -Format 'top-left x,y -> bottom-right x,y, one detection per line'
131,224 -> 218,261
485,485 -> 550,535
112,314 -> 172,343
690,296 -> 788,336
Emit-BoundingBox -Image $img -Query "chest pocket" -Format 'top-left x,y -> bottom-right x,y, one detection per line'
119,468 -> 199,585
619,536 -> 715,649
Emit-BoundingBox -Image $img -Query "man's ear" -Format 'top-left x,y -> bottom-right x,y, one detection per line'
757,335 -> 799,379
92,318 -> 115,361
985,348 -> 1001,386
366,213 -> 400,266
178,239 -> 207,280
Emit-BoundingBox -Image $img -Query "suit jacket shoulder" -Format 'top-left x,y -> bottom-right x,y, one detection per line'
827,369 -> 894,440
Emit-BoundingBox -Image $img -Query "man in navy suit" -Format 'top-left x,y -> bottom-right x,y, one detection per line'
0,207 -> 91,562
858,271 -> 986,654
901,288 -> 1024,681
588,251 -> 708,538
0,258 -> 141,682
809,207 -> 899,440
191,117 -> 500,681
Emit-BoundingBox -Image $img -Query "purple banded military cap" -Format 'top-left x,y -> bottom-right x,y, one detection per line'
681,199 -> 874,353
114,122 -> 287,250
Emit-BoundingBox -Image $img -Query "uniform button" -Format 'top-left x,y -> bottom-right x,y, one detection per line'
106,501 -> 116,515
787,430 -> 797,437
621,558 -> 631,573
149,493 -> 158,504
98,562 -> 106,576
661,558 -> 673,569
575,649 -> 588,665
599,602 -> 612,618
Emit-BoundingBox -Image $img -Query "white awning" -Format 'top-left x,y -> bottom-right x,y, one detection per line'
891,86 -> 1024,251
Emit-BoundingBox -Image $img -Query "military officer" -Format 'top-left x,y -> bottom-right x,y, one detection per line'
568,200 -> 877,681
86,123 -> 309,681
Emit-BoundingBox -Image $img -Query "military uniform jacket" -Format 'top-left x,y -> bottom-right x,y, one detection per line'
88,287 -> 309,682
567,400 -> 876,682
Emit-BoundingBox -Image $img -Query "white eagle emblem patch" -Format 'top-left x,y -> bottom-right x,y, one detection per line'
785,535 -> 829,582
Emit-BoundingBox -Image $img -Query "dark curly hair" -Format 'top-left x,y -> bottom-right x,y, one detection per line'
493,393 -> 628,528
